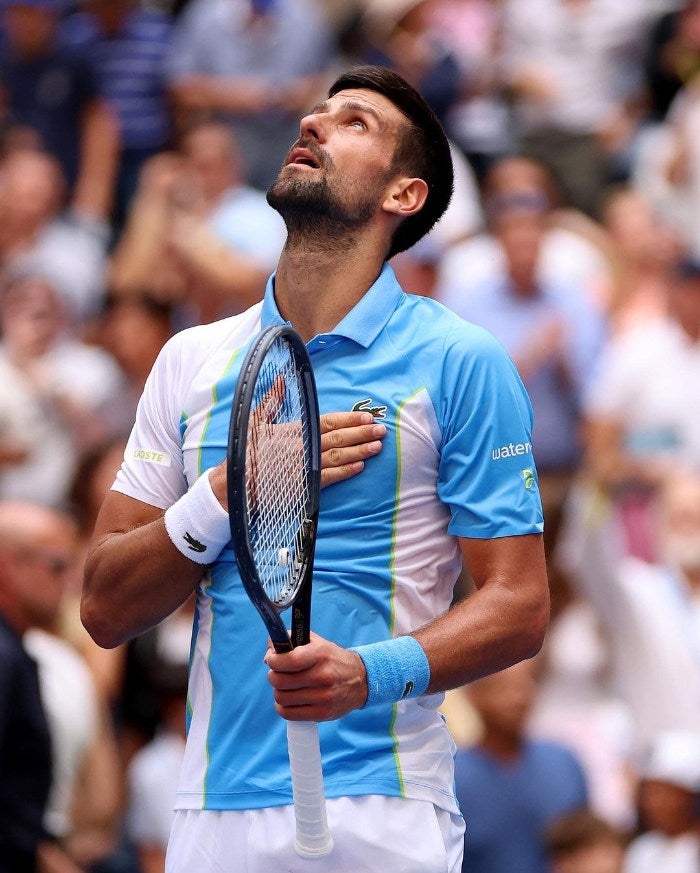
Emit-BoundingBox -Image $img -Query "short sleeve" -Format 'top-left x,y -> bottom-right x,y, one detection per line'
437,326 -> 544,538
112,332 -> 190,510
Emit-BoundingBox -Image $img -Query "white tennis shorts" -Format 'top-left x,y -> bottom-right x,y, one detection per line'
165,795 -> 465,873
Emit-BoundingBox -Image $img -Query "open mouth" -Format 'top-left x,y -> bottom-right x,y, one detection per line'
288,148 -> 320,169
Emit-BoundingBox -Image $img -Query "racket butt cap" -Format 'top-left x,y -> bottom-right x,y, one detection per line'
295,835 -> 334,859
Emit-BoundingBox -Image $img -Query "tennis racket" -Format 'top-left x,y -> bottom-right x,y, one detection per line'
227,324 -> 333,859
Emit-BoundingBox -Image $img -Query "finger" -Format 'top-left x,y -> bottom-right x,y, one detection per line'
320,461 -> 365,489
320,411 -> 373,434
253,373 -> 286,427
321,422 -> 387,454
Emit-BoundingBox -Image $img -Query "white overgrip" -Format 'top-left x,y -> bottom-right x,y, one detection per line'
286,720 -> 334,858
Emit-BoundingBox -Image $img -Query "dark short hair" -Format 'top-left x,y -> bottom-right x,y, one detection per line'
328,65 -> 454,259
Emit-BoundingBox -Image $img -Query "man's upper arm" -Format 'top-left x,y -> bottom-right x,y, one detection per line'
90,490 -> 164,549
459,532 -> 548,598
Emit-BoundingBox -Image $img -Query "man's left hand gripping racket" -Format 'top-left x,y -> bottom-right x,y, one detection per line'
227,324 -> 333,859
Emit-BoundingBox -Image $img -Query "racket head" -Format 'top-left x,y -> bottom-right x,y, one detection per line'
227,325 -> 321,652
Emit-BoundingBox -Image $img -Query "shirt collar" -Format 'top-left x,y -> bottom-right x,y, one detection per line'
260,262 -> 404,348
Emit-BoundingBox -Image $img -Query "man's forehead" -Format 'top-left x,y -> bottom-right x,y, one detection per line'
322,88 -> 407,124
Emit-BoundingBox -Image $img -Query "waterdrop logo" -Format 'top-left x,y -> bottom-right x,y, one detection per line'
522,469 -> 535,490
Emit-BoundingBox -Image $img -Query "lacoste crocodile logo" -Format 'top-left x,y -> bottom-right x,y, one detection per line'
352,398 -> 387,419
183,532 -> 207,553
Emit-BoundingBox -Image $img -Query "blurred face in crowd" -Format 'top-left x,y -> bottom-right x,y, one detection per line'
603,189 -> 680,272
496,210 -> 546,297
0,501 -> 77,633
99,297 -> 172,384
553,843 -> 625,873
669,269 -> 700,340
467,659 -> 538,745
0,276 -> 64,360
180,124 -> 240,207
2,4 -> 58,57
658,473 -> 700,574
0,150 -> 64,231
637,779 -> 699,837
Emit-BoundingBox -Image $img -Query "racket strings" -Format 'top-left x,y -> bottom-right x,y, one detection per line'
245,339 -> 313,607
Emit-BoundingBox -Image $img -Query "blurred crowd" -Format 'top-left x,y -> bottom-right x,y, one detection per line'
1,0 -> 700,871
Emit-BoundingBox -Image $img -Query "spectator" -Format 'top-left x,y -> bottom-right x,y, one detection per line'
356,0 -> 463,128
546,810 -> 628,873
436,156 -> 613,316
61,0 -> 174,226
438,157 -> 608,615
109,122 -> 287,322
414,0 -> 514,180
164,0 -> 336,191
581,257 -> 700,562
454,659 -> 589,873
624,730 -> 700,873
125,651 -> 188,873
599,185 -> 682,337
0,499 -> 124,871
0,0 -> 119,219
557,466 -> 700,756
94,293 -> 175,439
0,147 -> 110,320
498,0 -> 663,217
0,270 -> 125,508
644,0 -> 700,124
0,503 -> 53,872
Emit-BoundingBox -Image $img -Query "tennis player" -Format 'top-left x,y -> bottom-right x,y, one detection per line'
82,66 -> 549,872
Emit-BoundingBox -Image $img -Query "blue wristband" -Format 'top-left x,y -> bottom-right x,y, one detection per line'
351,636 -> 431,708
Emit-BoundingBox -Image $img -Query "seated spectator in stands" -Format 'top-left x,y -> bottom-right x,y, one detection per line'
558,466 -> 700,757
438,160 -> 607,615
455,659 -> 589,873
644,0 -> 700,125
0,0 -> 119,219
0,500 -> 124,871
125,659 -> 188,873
94,292 -> 175,438
109,121 -> 286,322
582,257 -> 700,562
61,0 -> 174,226
436,156 -> 613,316
0,502 -> 53,871
164,0 -> 336,191
0,270 -> 125,507
0,147 -> 110,320
600,185 -> 682,337
498,0 -> 660,217
546,810 -> 628,873
624,730 -> 700,873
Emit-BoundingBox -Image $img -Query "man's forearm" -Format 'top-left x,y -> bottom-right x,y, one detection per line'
82,514 -> 204,649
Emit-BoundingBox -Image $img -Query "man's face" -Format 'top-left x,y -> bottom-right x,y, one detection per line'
267,88 -> 406,236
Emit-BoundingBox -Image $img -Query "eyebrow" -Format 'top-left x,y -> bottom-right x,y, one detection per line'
310,99 -> 383,125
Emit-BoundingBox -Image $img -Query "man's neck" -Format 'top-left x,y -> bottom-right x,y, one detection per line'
273,231 -> 388,342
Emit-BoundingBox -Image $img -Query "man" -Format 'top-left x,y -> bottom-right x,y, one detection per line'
0,0 -> 119,219
454,660 -> 589,873
164,0 -> 336,191
82,66 -> 549,872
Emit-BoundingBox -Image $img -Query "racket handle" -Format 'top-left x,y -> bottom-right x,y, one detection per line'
286,720 -> 334,858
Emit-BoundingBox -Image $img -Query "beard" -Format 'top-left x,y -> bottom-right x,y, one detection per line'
267,153 -> 389,246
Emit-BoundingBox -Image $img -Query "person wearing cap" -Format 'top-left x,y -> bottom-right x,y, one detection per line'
624,730 -> 700,873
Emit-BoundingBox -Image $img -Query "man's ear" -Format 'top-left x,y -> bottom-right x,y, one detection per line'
382,177 -> 429,218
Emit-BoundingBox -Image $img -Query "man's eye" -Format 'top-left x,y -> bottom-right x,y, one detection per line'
349,119 -> 367,130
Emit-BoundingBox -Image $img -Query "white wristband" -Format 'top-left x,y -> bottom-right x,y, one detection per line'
164,471 -> 230,564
